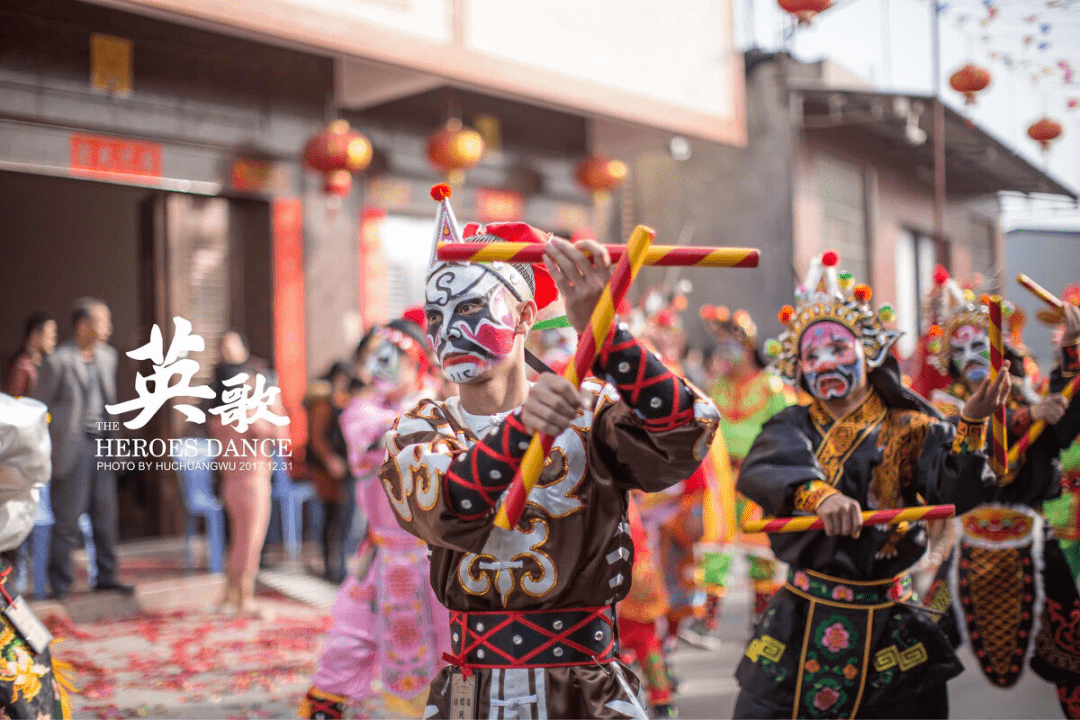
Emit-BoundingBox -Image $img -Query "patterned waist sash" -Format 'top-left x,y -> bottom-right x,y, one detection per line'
786,568 -> 912,607
446,606 -> 617,670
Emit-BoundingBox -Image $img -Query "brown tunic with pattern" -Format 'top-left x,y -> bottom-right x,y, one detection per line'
380,377 -> 718,719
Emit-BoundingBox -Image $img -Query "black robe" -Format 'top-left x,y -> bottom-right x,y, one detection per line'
733,360 -> 998,719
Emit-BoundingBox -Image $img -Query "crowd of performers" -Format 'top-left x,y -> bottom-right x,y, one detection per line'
289,187 -> 1080,720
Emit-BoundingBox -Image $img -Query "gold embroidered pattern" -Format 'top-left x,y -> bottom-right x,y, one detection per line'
745,634 -> 786,663
871,410 -> 933,510
952,417 -> 988,455
793,481 -> 840,513
873,643 -> 927,672
808,390 -> 888,486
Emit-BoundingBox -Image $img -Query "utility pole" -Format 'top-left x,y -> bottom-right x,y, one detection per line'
931,0 -> 948,265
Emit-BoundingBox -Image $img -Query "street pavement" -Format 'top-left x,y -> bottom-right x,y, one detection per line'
34,545 -> 1069,719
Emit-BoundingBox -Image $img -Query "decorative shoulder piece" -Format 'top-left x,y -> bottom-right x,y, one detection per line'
444,410 -> 532,520
768,250 -> 899,383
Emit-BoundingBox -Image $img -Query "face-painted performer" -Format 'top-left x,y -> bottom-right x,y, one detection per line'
733,250 -> 1012,719
696,306 -> 794,633
302,313 -> 447,718
918,269 -> 1080,717
376,185 -> 719,720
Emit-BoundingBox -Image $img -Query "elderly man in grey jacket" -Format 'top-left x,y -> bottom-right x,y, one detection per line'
32,298 -> 131,600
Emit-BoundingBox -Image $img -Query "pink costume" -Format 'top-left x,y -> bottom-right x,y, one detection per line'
309,391 -> 450,717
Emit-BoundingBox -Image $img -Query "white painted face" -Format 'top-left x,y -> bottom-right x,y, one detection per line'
363,337 -> 404,392
949,323 -> 991,383
424,264 -> 520,385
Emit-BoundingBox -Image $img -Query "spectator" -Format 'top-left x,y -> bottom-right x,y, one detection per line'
5,311 -> 57,397
207,347 -> 288,617
32,297 -> 132,600
303,362 -> 355,583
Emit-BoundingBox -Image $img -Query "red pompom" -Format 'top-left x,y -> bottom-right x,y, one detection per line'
821,250 -> 839,267
658,310 -> 678,327
699,305 -> 716,320
933,264 -> 950,286
778,305 -> 795,325
853,284 -> 873,303
430,183 -> 452,201
401,305 -> 427,331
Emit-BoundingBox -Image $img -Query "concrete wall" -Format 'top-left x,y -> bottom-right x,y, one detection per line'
598,53 -> 796,350
1005,229 -> 1080,370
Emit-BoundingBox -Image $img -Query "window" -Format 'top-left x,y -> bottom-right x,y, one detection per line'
817,153 -> 869,286
371,214 -> 436,320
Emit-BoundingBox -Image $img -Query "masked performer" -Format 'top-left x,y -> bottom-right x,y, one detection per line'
617,495 -> 678,719
630,292 -> 726,651
1036,286 -> 1080,581
380,188 -> 719,720
697,306 -> 794,632
733,250 -> 1010,719
922,271 -> 1080,716
302,315 -> 448,719
0,393 -> 73,718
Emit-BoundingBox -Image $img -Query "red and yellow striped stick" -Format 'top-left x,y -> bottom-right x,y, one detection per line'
493,226 -> 655,531
1017,273 -> 1065,309
989,296 -> 1009,476
1008,372 -> 1080,468
742,505 -> 956,534
437,242 -> 759,268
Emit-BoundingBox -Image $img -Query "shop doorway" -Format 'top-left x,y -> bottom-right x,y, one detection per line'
0,171 -> 273,538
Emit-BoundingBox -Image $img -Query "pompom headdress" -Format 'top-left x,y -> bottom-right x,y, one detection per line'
426,183 -> 557,310
768,250 -> 899,384
700,305 -> 758,349
921,265 -> 998,375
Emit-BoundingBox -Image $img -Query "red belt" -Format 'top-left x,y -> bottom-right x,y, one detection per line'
444,605 -> 617,672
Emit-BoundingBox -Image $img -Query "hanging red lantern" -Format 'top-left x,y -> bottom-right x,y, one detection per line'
575,154 -> 629,195
949,64 -> 992,105
426,119 -> 485,184
302,119 -> 372,198
777,0 -> 832,26
1027,117 -> 1063,152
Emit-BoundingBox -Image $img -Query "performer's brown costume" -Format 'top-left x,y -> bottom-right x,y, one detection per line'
381,329 -> 719,719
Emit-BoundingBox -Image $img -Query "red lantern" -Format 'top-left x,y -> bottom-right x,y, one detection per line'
1027,117 -> 1063,152
949,64 -> 992,106
575,154 -> 629,195
302,119 -> 372,198
426,119 -> 485,184
777,0 -> 832,26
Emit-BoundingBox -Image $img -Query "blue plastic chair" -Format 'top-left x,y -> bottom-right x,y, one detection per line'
271,459 -> 321,561
24,484 -> 96,599
173,438 -> 225,574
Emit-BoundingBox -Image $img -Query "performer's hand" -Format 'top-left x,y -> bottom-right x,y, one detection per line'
1032,394 -> 1069,425
817,494 -> 863,538
1061,303 -> 1080,346
543,238 -> 612,335
326,454 -> 348,480
521,373 -> 585,437
961,360 -> 1011,421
